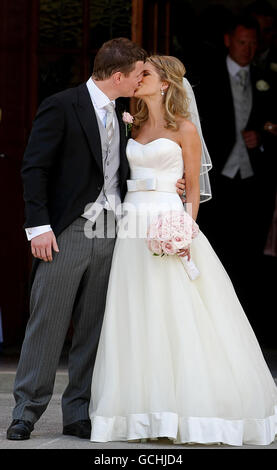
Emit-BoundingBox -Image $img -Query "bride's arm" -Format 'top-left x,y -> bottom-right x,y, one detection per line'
179,121 -> 201,221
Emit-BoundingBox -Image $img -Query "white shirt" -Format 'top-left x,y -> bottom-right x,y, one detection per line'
86,77 -> 115,127
25,78 -> 115,241
226,55 -> 250,81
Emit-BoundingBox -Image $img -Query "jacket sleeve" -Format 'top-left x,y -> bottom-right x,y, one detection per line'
21,95 -> 65,228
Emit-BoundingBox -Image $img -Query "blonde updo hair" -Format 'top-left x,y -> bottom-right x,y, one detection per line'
134,55 -> 190,131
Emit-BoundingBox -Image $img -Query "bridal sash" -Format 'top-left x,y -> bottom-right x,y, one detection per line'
127,167 -> 180,194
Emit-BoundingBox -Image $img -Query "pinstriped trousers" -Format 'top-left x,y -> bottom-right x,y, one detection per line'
12,212 -> 116,426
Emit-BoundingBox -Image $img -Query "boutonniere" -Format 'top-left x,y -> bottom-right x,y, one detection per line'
256,79 -> 270,91
122,112 -> 134,136
270,62 -> 277,72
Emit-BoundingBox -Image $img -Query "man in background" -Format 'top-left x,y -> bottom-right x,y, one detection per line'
196,15 -> 276,334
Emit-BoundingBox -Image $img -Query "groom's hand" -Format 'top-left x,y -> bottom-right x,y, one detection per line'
176,176 -> 186,202
31,231 -> 59,262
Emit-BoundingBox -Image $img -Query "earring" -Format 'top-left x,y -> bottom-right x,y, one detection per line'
161,89 -> 165,96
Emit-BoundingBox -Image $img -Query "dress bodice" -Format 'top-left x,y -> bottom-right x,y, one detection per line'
126,138 -> 184,180
123,138 -> 184,217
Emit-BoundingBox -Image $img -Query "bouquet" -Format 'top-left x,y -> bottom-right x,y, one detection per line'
146,211 -> 200,280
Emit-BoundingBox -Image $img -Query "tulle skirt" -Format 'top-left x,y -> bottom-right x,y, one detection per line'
89,230 -> 277,446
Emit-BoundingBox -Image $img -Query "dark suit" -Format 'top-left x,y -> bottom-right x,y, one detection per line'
22,83 -> 129,237
194,57 -> 276,330
195,58 -> 273,182
13,83 -> 130,426
22,83 -> 129,285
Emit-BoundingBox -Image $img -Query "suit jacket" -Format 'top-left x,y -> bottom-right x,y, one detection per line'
194,57 -> 273,179
21,83 -> 130,239
194,57 -> 276,244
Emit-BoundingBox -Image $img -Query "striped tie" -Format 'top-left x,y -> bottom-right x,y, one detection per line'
236,69 -> 248,91
104,102 -> 115,145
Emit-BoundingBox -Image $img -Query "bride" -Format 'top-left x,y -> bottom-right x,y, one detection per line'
89,55 -> 277,446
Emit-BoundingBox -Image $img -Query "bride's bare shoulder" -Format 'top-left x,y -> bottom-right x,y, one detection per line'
177,118 -> 197,136
177,118 -> 201,153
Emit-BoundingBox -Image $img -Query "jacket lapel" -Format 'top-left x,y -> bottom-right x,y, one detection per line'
73,83 -> 103,173
115,101 -> 130,185
246,65 -> 262,130
73,86 -> 129,184
222,62 -> 236,131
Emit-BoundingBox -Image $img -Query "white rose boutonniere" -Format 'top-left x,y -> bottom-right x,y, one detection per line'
270,62 -> 277,72
122,112 -> 134,136
256,79 -> 270,91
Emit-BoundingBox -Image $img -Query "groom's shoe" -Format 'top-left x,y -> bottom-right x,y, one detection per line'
63,419 -> 91,439
7,419 -> 34,440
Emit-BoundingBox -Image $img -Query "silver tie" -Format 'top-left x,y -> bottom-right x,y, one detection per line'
236,69 -> 249,91
104,102 -> 115,145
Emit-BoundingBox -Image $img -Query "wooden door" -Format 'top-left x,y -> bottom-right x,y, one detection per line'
0,0 -> 39,346
0,0 -> 133,347
132,0 -> 171,54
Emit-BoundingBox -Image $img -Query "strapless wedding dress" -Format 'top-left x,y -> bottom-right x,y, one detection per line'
89,138 -> 277,446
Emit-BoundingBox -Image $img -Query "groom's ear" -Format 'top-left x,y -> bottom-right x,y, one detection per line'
113,71 -> 123,85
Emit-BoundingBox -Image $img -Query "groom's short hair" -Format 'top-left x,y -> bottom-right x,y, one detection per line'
92,37 -> 147,80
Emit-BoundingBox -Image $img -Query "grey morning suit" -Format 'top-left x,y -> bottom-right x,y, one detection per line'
13,106 -> 121,426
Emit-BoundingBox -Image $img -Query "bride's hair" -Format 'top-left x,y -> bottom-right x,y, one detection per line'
134,55 -> 190,131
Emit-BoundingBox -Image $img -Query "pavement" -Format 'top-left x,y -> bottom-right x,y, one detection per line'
0,349 -> 277,452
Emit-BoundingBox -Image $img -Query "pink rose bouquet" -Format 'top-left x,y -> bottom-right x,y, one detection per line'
147,211 -> 200,280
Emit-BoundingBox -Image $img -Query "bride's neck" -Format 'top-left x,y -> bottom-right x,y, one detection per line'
144,97 -> 165,128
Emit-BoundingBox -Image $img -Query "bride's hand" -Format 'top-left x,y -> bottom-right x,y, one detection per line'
178,248 -> 191,260
176,175 -> 186,202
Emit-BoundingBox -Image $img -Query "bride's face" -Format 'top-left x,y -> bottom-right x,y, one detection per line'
134,62 -> 167,98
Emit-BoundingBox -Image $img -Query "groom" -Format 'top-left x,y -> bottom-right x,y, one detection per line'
7,37 -> 186,441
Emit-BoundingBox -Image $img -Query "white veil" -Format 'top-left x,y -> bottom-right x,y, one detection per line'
183,77 -> 212,203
